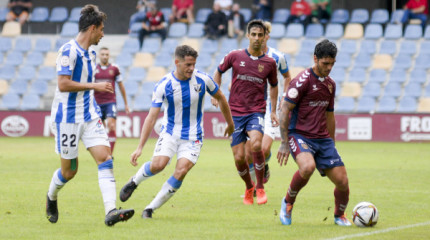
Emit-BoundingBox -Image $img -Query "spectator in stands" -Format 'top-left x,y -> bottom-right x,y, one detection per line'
310,0 -> 331,23
401,0 -> 428,29
138,3 -> 167,49
215,0 -> 233,15
6,0 -> 32,25
228,3 -> 245,40
129,0 -> 156,31
252,0 -> 273,21
204,3 -> 227,40
170,0 -> 194,24
286,0 -> 312,26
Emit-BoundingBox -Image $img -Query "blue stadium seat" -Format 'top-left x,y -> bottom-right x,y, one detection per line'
329,67 -> 346,83
368,69 -> 387,83
9,80 -> 28,95
154,52 -> 173,68
6,51 -> 23,66
127,67 -> 147,82
353,53 -> 372,68
383,82 -> 402,98
348,68 -> 366,83
388,69 -> 407,83
20,93 -> 40,110
0,65 -> 15,81
168,22 -> 187,38
419,41 -> 430,54
0,37 -> 12,52
38,66 -> 56,81
49,7 -> 68,22
305,23 -> 323,38
220,38 -> 238,54
140,82 -> 156,96
270,24 -> 285,39
362,83 -> 381,98
115,53 -> 133,68
34,38 -> 51,52
299,39 -> 317,54
55,38 -> 69,50
200,39 -> 218,54
0,52 -> 3,65
379,40 -> 397,55
68,7 -> 82,22
141,38 -> 161,53
414,54 -> 430,69
384,24 -> 402,39
423,84 -> 430,97
239,8 -> 252,23
272,9 -> 290,23
195,53 -> 212,70
403,82 -> 422,98
60,22 -> 79,37
336,97 -> 355,112
377,96 -> 396,112
29,80 -> 48,95
335,53 -> 351,68
160,38 -> 179,54
1,93 -> 20,110
356,96 -> 376,113
0,7 -> 8,21
285,23 -> 304,38
266,39 -> 278,48
330,9 -> 349,24
364,23 -> 383,39
129,22 -> 142,38
115,93 -> 127,111
324,23 -> 344,39
424,25 -> 430,39
188,23 -> 204,38
160,8 -> 172,22
393,54 -> 412,69
17,66 -> 36,81
409,68 -> 427,84
390,9 -> 404,23
123,81 -> 139,97
350,8 -> 369,24
121,38 -> 140,54
404,24 -> 422,39
30,7 -> 49,22
339,39 -> 357,54
133,93 -> 152,111
370,9 -> 389,24
398,40 -> 417,55
397,96 -> 417,112
293,52 -> 313,68
14,37 -> 32,52
359,40 -> 376,54
195,8 -> 211,23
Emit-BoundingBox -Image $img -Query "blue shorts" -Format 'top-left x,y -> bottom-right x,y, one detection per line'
288,132 -> 344,176
231,112 -> 265,147
98,102 -> 117,120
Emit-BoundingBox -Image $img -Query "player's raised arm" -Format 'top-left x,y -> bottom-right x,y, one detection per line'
212,89 -> 234,137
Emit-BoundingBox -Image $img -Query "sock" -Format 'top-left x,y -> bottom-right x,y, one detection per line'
334,187 -> 349,217
98,159 -> 116,215
108,130 -> 116,153
249,163 -> 257,184
235,161 -> 253,189
252,151 -> 265,189
146,176 -> 182,210
47,168 -> 67,201
265,152 -> 272,164
285,170 -> 310,205
133,161 -> 155,185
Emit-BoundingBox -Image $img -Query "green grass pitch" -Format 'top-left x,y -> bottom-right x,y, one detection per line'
0,137 -> 429,240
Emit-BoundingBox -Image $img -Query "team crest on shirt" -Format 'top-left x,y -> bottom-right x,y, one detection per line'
193,84 -> 202,92
328,83 -> 333,94
109,69 -> 114,75
258,64 -> 264,72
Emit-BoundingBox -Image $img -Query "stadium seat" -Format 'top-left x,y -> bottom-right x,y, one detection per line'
359,39 -> 377,54
390,9 -> 404,23
14,37 -> 32,52
115,93 -> 127,111
372,54 -> 392,70
368,69 -> 387,84
289,67 -> 305,80
154,52 -> 173,68
133,93 -> 152,111
270,24 -> 285,39
393,53 -> 412,70
168,22 -> 187,38
417,97 -> 430,112
329,67 -> 346,83
0,65 -> 16,81
266,39 -> 278,49
0,52 -> 3,65
38,66 -> 56,81
127,67 -> 147,82
272,9 -> 290,23
409,68 -> 427,84
340,82 -> 361,97
299,39 -> 317,54
34,38 -> 52,52
29,7 -> 49,22
414,54 -> 430,69
348,68 -> 367,83
195,52 -> 212,70
1,93 -> 20,109
1,21 -> 21,37
330,9 -> 349,24
0,37 -> 12,52
324,23 -> 344,39
419,41 -> 430,54
0,79 -> 8,94
160,8 -> 172,22
195,8 -> 211,23
16,66 -> 36,81
423,85 -> 430,97
370,9 -> 389,24
140,82 -> 156,95
293,52 -> 313,68
188,23 -> 205,38
305,24 -> 323,38
49,7 -> 68,22
397,96 -> 417,112
133,53 -> 153,68
339,39 -> 357,54
404,24 -> 422,39
220,38 -> 238,54
128,22 -> 142,38
343,24 -> 363,39
239,8 -> 252,23
384,24 -> 402,39
335,53 -> 351,68
55,38 -> 69,50
200,39 -> 218,54
379,40 -> 397,55
6,51 -> 24,66
388,69 -> 407,83
115,53 -> 133,68
285,23 -> 304,38
123,81 -> 139,97
398,40 -> 417,56
403,82 -> 422,98
68,7 -> 82,22
350,8 -> 369,24
60,22 -> 79,37
356,96 -> 376,113
362,82 -> 381,98
364,24 -> 383,39
9,80 -> 28,95
376,96 -> 396,112
335,96 -> 355,112
29,80 -> 48,95
383,82 -> 402,98
146,67 -> 167,82
424,25 -> 430,39
20,93 -> 40,110
353,52 -> 372,68
0,7 -> 8,21
278,39 -> 298,55
181,38 -> 200,52
141,38 -> 161,54
160,38 -> 179,54
121,38 -> 140,54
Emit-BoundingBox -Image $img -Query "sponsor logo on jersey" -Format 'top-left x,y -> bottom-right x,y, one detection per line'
240,61 -> 245,67
193,84 -> 202,92
60,56 -> 69,67
288,88 -> 298,98
313,84 -> 318,91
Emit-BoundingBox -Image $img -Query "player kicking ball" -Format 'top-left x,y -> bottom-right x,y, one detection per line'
119,45 -> 234,219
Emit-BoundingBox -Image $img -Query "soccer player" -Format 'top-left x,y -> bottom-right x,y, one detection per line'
277,39 -> 351,226
213,19 -> 278,205
94,47 -> 130,154
45,4 -> 134,226
119,45 -> 234,218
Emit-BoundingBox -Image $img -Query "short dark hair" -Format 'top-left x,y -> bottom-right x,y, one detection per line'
246,19 -> 266,35
314,39 -> 337,59
175,45 -> 198,60
79,4 -> 107,32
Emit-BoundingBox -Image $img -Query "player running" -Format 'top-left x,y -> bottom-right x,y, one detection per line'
277,39 -> 351,226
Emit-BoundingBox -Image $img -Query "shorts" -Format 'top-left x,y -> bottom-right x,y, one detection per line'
51,119 -> 110,159
153,132 -> 203,164
264,98 -> 281,139
288,132 -> 344,176
98,102 -> 117,120
231,112 -> 265,147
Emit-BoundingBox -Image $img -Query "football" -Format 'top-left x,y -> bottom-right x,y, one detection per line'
352,202 -> 379,227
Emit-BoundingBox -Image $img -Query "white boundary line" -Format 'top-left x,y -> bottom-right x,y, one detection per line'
324,221 -> 430,240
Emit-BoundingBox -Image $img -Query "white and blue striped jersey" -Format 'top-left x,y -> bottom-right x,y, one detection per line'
151,69 -> 219,141
267,46 -> 289,74
51,39 -> 101,123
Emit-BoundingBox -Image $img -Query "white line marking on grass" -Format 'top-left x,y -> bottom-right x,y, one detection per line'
325,221 -> 430,240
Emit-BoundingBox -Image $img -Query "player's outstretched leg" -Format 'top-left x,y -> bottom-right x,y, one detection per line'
120,178 -> 137,202
46,168 -> 67,223
143,176 -> 182,218
104,208 -> 135,226
120,161 -> 155,202
142,208 -> 153,219
280,198 -> 293,225
46,194 -> 58,223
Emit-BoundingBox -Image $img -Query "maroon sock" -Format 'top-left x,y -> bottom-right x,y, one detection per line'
285,170 -> 310,204
334,187 -> 349,216
252,151 -> 265,189
235,161 -> 253,189
108,130 -> 116,153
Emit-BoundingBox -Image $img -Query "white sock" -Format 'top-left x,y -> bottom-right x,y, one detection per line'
146,176 -> 182,210
98,159 -> 116,215
133,161 -> 155,185
47,168 -> 67,201
249,163 -> 257,184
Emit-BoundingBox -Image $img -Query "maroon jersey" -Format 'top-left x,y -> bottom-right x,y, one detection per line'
218,49 -> 278,116
94,64 -> 122,104
285,68 -> 336,139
